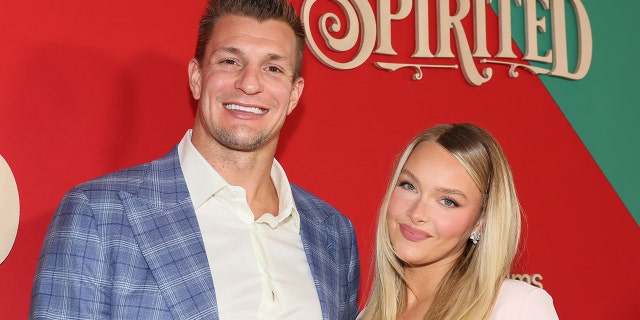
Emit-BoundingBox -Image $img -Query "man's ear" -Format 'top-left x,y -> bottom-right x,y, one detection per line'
188,59 -> 202,100
286,77 -> 304,115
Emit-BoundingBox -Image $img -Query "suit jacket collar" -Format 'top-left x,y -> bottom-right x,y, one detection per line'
116,148 -> 340,320
293,185 -> 340,320
120,148 -> 219,319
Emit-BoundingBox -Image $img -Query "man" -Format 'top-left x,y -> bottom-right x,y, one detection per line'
29,0 -> 360,319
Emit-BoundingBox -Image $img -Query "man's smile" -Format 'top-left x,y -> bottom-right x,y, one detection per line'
224,103 -> 268,115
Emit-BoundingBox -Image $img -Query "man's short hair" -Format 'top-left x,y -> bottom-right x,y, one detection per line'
194,0 -> 305,80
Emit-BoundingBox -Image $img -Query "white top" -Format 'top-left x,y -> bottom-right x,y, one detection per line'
491,279 -> 559,320
178,130 -> 322,320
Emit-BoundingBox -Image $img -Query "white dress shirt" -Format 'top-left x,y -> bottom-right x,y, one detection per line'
177,130 -> 322,320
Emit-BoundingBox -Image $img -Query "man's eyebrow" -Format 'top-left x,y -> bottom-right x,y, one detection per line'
266,53 -> 288,62
213,46 -> 242,56
213,47 -> 288,62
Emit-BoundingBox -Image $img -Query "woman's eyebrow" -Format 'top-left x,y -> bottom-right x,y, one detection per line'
436,186 -> 467,199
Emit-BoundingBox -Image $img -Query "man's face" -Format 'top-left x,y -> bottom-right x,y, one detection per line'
188,15 -> 304,152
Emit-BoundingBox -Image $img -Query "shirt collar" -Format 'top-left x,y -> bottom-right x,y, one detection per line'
177,130 -> 300,229
270,159 -> 300,229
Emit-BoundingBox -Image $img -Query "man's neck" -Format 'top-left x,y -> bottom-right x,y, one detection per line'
192,135 -> 280,219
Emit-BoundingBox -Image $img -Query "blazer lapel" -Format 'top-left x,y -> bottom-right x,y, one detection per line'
121,149 -> 218,319
294,186 -> 338,320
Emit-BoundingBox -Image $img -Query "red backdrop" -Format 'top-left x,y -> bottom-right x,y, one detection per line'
1,0 -> 638,318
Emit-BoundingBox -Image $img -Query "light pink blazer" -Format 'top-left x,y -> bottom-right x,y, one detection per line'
357,279 -> 559,319
491,279 -> 559,319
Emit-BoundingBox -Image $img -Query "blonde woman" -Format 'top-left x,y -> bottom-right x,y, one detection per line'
359,124 -> 558,320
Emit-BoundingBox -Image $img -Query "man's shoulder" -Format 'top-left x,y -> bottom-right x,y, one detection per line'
290,184 -> 336,212
70,147 -> 180,197
291,184 -> 353,225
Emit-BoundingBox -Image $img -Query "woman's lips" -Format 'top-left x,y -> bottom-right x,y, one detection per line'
399,223 -> 432,242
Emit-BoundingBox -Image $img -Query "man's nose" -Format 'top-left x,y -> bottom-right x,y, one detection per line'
235,65 -> 264,94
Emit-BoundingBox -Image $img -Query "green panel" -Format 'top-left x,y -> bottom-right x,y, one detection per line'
491,1 -> 640,225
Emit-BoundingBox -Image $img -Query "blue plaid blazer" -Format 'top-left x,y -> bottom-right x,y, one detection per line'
30,147 -> 360,319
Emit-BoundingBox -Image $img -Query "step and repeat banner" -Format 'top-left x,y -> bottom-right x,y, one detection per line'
1,0 -> 638,318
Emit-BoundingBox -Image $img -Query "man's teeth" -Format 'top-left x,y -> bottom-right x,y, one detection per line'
224,104 -> 267,114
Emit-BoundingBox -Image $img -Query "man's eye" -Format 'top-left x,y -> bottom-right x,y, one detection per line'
266,66 -> 282,73
221,59 -> 237,65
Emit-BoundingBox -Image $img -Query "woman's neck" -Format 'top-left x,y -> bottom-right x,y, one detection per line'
400,261 -> 454,319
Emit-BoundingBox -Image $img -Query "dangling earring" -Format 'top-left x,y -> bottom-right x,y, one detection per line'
470,231 -> 481,245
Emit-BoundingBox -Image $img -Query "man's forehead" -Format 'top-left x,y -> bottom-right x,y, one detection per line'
205,16 -> 296,57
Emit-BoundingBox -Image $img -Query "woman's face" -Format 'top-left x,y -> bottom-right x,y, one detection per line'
387,141 -> 484,268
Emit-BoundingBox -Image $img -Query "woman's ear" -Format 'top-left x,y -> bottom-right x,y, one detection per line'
473,215 -> 485,234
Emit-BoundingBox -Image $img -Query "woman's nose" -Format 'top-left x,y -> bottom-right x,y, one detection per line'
407,201 -> 429,224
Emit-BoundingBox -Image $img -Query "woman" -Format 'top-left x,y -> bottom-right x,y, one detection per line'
359,124 -> 558,320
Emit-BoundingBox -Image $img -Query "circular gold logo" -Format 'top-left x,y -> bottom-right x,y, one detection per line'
0,154 -> 19,264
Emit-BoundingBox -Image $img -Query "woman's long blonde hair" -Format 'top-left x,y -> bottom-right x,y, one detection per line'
360,124 -> 521,320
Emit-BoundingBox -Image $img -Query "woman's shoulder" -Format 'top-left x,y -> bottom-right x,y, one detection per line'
491,279 -> 559,320
499,279 -> 546,295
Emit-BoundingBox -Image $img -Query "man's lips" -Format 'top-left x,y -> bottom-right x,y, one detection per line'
399,223 -> 432,242
224,103 -> 267,115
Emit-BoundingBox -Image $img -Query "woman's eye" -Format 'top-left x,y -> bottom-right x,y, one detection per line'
398,181 -> 416,192
440,198 -> 458,207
